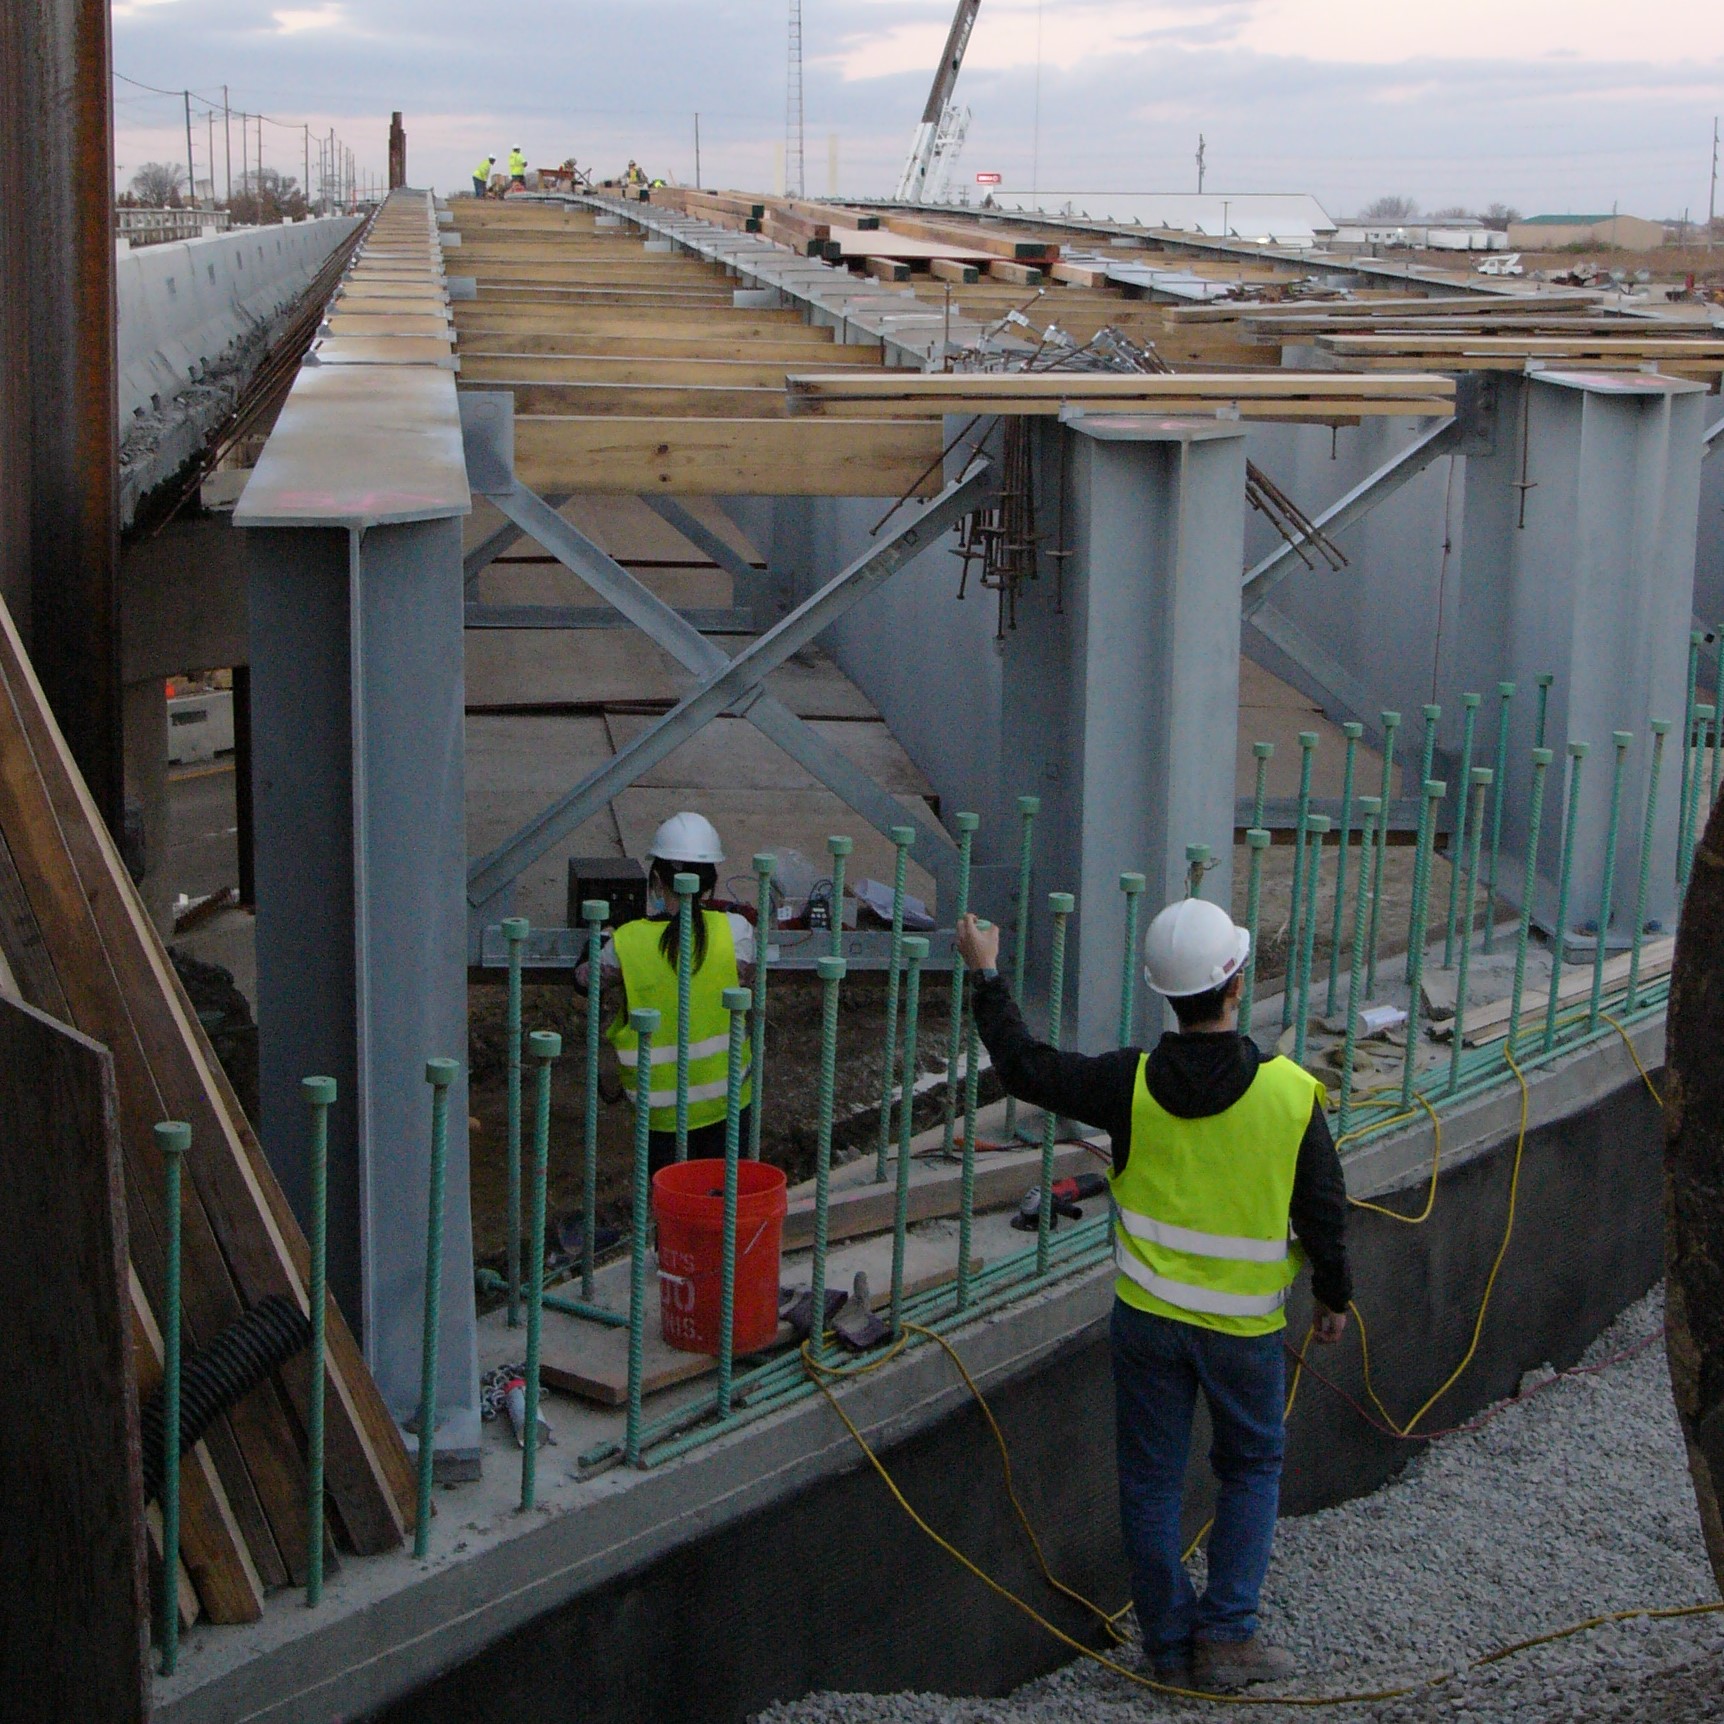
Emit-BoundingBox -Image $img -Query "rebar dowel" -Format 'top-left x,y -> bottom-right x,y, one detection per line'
1326,723 -> 1363,1015
889,936 -> 929,1335
1442,695 -> 1482,968
1626,722 -> 1670,1011
1366,712 -> 1401,999
1003,797 -> 1039,1143
1405,706 -> 1441,983
1713,630 -> 1724,810
1241,831 -> 1270,1038
414,1059 -> 457,1559
302,1079 -> 335,1607
1533,672 -> 1555,751
956,924 -> 987,1311
1186,843 -> 1211,900
1677,632 -> 1701,871
1337,802 -> 1380,1136
673,873 -> 698,1161
580,898 -> 609,1301
521,1031 -> 560,1511
826,835 -> 851,961
1400,780 -> 1447,1109
1504,750 -> 1553,1062
1036,894 -> 1074,1278
716,990 -> 750,1418
940,815 -> 979,1158
1117,872 -> 1146,1046
750,854 -> 774,1163
1679,707 -> 1715,895
810,957 -> 846,1359
624,1008 -> 660,1466
875,826 -> 916,1180
1251,741 -> 1274,833
1293,815 -> 1330,1068
157,1121 -> 190,1672
1283,733 -> 1319,1031
502,915 -> 528,1328
1587,734 -> 1632,1033
1484,683 -> 1516,953
1542,743 -> 1588,1054
1448,772 -> 1492,1094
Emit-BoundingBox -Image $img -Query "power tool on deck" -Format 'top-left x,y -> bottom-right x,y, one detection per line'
1011,1170 -> 1109,1231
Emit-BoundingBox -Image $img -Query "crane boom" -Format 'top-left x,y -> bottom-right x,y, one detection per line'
893,0 -> 982,203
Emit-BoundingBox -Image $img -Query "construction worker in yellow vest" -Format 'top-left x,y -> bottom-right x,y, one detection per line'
602,813 -> 755,1174
957,896 -> 1351,1695
472,153 -> 496,198
507,145 -> 527,189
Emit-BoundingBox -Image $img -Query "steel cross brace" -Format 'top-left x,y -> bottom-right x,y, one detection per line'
464,461 -> 993,911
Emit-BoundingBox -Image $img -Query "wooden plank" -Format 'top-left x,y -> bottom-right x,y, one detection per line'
454,332 -> 875,364
1321,334 -> 1724,358
514,415 -> 943,496
453,307 -> 817,339
1443,939 -> 1676,1046
929,258 -> 980,285
0,994 -> 148,1723
865,256 -> 912,282
883,214 -> 1059,261
458,353 -> 895,388
984,259 -> 1046,287
460,378 -> 787,419
473,285 -> 736,309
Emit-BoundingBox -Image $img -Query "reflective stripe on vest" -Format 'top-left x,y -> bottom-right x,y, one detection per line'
1108,1049 -> 1320,1335
606,911 -> 751,1131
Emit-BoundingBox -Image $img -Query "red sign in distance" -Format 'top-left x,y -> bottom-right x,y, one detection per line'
975,172 -> 1002,185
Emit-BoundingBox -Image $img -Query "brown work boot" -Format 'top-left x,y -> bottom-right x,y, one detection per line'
1192,1634 -> 1297,1691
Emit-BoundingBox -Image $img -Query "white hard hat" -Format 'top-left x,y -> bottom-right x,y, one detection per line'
1143,898 -> 1251,998
648,811 -> 724,866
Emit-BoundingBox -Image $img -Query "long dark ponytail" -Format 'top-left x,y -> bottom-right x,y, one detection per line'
651,859 -> 719,971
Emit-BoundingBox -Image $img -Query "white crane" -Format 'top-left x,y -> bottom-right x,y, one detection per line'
892,0 -> 982,204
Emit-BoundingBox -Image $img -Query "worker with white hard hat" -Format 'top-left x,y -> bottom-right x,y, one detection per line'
472,152 -> 497,198
956,895 -> 1351,1695
601,812 -> 756,1174
507,144 -> 527,189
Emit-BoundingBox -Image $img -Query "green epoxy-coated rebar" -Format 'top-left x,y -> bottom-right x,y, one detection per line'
157,1120 -> 190,1671
940,815 -> 979,1158
1326,722 -> 1363,1015
1542,742 -> 1588,1054
1484,683 -> 1516,954
1587,734 -> 1632,1033
672,873 -> 698,1161
302,1079 -> 335,1607
1448,771 -> 1492,1094
1533,673 -> 1555,751
716,989 -> 750,1418
875,827 -> 916,1180
1713,629 -> 1724,809
1401,779 -> 1447,1110
1003,797 -> 1039,1144
414,1059 -> 457,1559
1504,750 -> 1553,1061
956,921 -> 987,1312
521,1030 -> 560,1511
1337,802 -> 1380,1135
1036,894 -> 1074,1278
1366,711 -> 1400,1000
1251,741 -> 1274,833
1626,722 -> 1670,1010
1679,707 -> 1715,894
1283,732 -> 1319,1031
1678,632 -> 1702,871
502,915 -> 528,1328
1186,843 -> 1211,899
889,936 -> 929,1335
1405,706 -> 1442,984
580,898 -> 609,1301
826,835 -> 851,961
750,854 -> 774,1163
810,956 -> 846,1359
1117,872 -> 1146,1046
1241,831 -> 1270,1038
1292,815 -> 1330,1068
1441,695 -> 1482,968
623,1007 -> 659,1466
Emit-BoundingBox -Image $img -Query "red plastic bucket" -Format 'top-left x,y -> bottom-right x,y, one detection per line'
652,1159 -> 788,1356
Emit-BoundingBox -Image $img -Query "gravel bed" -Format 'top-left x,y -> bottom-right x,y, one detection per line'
757,1286 -> 1722,1722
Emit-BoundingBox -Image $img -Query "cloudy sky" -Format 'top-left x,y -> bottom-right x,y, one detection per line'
111,0 -> 1723,220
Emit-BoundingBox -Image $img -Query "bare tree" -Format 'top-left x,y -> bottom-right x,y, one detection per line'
1482,202 -> 1522,231
228,167 -> 309,226
1360,194 -> 1418,222
129,161 -> 186,206
1431,205 -> 1472,220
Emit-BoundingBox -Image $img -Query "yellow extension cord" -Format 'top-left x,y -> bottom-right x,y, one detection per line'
798,1025 -> 1719,1706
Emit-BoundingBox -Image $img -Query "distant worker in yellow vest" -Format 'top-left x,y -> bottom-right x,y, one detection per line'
472,153 -> 496,198
507,145 -> 527,189
624,159 -> 646,187
957,897 -> 1351,1695
603,812 -> 755,1174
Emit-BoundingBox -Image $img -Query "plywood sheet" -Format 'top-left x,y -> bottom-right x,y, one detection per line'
464,629 -> 691,707
474,562 -> 732,610
1238,659 -> 1396,801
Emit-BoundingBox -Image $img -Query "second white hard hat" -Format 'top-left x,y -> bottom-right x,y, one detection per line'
648,811 -> 724,865
1143,898 -> 1251,997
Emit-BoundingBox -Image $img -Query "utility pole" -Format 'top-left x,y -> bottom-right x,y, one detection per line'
1196,133 -> 1205,194
223,86 -> 231,206
694,112 -> 701,189
785,1 -> 805,198
207,108 -> 214,210
1710,116 -> 1719,247
183,90 -> 197,207
304,125 -> 310,213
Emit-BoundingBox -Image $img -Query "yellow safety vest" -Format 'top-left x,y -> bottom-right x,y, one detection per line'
607,911 -> 751,1132
508,150 -> 527,178
474,157 -> 493,182
1109,1052 -> 1319,1336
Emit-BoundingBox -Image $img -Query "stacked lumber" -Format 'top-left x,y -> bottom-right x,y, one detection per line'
1318,332 -> 1724,375
0,595 -> 415,1623
881,212 -> 1061,264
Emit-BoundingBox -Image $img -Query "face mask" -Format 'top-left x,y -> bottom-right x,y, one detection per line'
647,890 -> 667,917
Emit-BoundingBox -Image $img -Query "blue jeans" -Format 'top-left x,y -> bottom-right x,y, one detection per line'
1110,1298 -> 1285,1659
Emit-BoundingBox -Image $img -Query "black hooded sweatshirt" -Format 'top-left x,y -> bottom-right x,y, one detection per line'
969,972 -> 1352,1315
